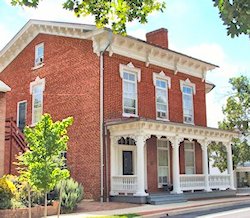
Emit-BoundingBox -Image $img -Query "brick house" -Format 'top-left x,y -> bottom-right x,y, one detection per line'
0,20 -> 238,203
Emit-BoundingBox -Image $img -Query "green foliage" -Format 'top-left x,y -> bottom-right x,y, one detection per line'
55,178 -> 84,213
11,0 -> 165,35
210,76 -> 250,172
213,0 -> 250,37
0,175 -> 17,209
17,113 -> 73,194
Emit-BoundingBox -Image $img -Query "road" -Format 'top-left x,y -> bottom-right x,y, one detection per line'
163,203 -> 250,218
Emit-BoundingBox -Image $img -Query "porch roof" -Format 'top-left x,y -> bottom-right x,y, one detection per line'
106,118 -> 239,144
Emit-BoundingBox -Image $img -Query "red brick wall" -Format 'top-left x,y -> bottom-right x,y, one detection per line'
103,53 -> 207,126
0,34 -> 101,199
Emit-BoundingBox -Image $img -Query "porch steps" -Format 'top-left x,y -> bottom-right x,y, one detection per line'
147,193 -> 187,205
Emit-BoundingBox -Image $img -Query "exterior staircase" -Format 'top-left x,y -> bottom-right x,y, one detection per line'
5,117 -> 27,174
147,193 -> 187,205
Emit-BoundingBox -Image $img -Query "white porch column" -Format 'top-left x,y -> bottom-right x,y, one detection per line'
109,136 -> 119,195
226,143 -> 235,190
201,141 -> 211,192
135,134 -> 149,196
171,137 -> 182,194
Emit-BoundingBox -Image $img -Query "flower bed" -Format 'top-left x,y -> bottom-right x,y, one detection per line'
0,201 -> 59,218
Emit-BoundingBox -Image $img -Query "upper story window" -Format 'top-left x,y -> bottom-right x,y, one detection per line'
35,43 -> 44,66
17,101 -> 27,132
119,63 -> 141,117
153,71 -> 171,121
30,77 -> 45,125
180,79 -> 196,124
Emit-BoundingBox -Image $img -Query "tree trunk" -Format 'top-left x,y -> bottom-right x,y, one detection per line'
57,181 -> 63,218
28,185 -> 31,218
44,192 -> 47,218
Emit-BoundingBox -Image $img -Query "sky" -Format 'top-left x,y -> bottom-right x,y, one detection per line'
0,0 -> 249,128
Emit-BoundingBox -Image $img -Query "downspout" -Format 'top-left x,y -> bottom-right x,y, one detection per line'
100,31 -> 112,202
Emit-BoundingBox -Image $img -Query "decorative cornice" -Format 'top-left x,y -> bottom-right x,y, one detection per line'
0,19 -> 218,80
107,120 -> 239,144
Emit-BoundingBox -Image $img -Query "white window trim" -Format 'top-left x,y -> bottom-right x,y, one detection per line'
184,141 -> 196,174
34,42 -> 44,67
119,62 -> 141,117
153,71 -> 171,121
180,78 -> 195,125
30,76 -> 45,126
157,139 -> 170,188
17,100 -> 27,128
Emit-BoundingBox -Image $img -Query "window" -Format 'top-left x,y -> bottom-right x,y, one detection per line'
119,63 -> 141,117
153,71 -> 171,120
184,141 -> 195,174
60,151 -> 67,169
30,77 -> 45,125
17,101 -> 27,132
157,140 -> 170,187
156,79 -> 168,120
32,85 -> 43,124
180,79 -> 195,124
123,71 -> 137,115
35,43 -> 44,66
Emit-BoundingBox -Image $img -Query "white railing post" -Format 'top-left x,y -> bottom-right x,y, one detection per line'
201,141 -> 211,192
170,136 -> 182,194
135,134 -> 150,196
226,142 -> 235,190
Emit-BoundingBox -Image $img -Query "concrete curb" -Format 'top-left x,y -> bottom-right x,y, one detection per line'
140,198 -> 250,217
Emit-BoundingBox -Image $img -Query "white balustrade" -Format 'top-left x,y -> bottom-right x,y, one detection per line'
180,174 -> 206,191
111,176 -> 137,195
209,174 -> 230,189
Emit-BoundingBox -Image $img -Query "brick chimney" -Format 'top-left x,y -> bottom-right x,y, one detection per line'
146,28 -> 168,49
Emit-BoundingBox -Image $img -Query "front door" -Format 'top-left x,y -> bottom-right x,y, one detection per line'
123,151 -> 133,175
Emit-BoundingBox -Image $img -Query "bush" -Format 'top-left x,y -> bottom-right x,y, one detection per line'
0,176 -> 17,209
55,178 -> 83,213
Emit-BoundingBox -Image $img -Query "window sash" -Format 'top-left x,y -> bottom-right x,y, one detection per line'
123,72 -> 137,115
183,86 -> 193,123
32,85 -> 43,124
35,43 -> 44,66
184,142 -> 195,174
156,79 -> 168,119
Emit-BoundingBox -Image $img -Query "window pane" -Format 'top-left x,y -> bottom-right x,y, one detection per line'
124,108 -> 136,114
183,86 -> 192,94
124,98 -> 136,108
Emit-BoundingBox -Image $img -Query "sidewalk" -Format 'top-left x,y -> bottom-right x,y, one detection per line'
49,196 -> 250,218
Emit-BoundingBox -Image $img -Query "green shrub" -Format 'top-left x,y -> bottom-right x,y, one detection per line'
0,175 -> 16,209
55,178 -> 84,213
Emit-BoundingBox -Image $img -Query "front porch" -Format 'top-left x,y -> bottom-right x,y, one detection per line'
107,119 -> 238,203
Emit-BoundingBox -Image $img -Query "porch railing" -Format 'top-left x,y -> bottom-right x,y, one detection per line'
180,174 -> 206,191
112,175 -> 137,195
180,174 -> 231,191
209,175 -> 230,189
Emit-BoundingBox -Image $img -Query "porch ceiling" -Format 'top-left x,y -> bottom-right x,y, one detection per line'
106,118 -> 239,144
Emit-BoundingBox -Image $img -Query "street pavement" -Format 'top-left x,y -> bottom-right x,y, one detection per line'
164,202 -> 250,218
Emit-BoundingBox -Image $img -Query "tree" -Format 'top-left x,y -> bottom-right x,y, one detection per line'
11,0 -> 165,35
213,0 -> 250,37
210,75 -> 250,172
17,114 -> 73,217
11,0 -> 250,37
